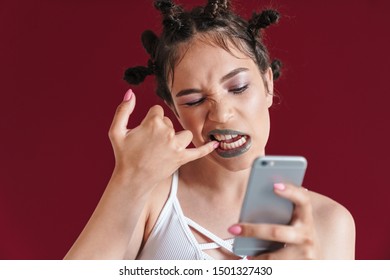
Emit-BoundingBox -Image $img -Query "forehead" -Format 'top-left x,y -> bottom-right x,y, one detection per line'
171,37 -> 257,88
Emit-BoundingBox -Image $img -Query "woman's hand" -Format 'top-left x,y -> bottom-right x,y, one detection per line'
108,89 -> 218,191
229,183 -> 321,259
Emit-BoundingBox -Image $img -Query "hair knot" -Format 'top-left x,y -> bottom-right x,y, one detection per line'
204,0 -> 230,18
154,0 -> 175,15
123,65 -> 153,85
271,59 -> 282,80
154,0 -> 185,32
248,9 -> 280,36
147,59 -> 157,74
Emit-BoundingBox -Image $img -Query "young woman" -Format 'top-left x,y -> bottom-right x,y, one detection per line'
65,0 -> 355,260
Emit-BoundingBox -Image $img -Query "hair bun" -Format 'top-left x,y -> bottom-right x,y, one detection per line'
248,9 -> 280,36
258,10 -> 280,28
204,0 -> 230,18
123,66 -> 153,85
154,0 -> 175,14
154,0 -> 185,32
271,59 -> 282,80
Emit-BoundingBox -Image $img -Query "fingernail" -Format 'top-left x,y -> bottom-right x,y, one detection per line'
247,256 -> 253,260
228,225 -> 242,235
274,183 -> 286,191
123,89 -> 134,101
213,141 -> 220,149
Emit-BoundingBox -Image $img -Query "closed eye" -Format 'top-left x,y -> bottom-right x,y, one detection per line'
184,97 -> 206,107
230,85 -> 248,94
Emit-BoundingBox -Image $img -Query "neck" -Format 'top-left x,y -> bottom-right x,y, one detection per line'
179,156 -> 252,198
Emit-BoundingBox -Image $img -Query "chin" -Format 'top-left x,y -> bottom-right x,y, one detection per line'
208,150 -> 261,172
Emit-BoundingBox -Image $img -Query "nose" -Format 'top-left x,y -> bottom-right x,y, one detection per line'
207,98 -> 234,124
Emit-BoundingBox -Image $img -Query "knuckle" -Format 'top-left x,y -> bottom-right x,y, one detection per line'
153,104 -> 163,110
163,116 -> 172,125
299,191 -> 311,206
184,129 -> 193,138
302,234 -> 314,247
150,114 -> 162,124
115,102 -> 127,115
242,225 -> 256,237
168,128 -> 176,139
270,227 -> 283,240
150,104 -> 163,114
167,129 -> 176,141
108,128 -> 118,141
178,130 -> 193,144
144,115 -> 162,130
301,245 -> 315,259
299,234 -> 316,259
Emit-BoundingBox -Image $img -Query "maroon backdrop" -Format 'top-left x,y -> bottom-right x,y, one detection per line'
1,0 -> 389,260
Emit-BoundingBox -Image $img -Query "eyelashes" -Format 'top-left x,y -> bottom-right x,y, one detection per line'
184,98 -> 206,106
183,84 -> 249,107
230,84 -> 248,94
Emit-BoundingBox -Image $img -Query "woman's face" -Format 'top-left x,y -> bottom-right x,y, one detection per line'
169,38 -> 273,171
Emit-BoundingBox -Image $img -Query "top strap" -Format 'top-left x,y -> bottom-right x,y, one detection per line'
170,170 -> 179,197
185,217 -> 234,253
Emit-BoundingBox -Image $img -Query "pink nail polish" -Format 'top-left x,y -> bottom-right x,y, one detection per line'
123,89 -> 134,101
213,141 -> 220,149
228,225 -> 242,235
274,183 -> 286,191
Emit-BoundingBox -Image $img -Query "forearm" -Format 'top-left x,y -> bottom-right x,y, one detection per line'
64,170 -> 154,259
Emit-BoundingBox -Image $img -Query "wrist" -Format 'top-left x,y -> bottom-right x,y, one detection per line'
108,166 -> 157,198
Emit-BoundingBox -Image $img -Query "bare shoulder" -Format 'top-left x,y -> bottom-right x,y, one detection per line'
309,191 -> 356,259
309,191 -> 354,225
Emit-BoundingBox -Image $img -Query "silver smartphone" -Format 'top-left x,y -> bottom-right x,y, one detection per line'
233,155 -> 307,256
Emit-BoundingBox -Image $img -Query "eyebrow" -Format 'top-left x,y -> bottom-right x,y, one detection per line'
175,67 -> 249,97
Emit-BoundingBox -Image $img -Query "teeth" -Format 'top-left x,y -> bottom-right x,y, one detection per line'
218,136 -> 247,150
211,133 -> 249,151
213,134 -> 237,141
213,134 -> 229,141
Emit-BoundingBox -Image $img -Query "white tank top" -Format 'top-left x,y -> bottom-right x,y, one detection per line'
136,171 -> 246,260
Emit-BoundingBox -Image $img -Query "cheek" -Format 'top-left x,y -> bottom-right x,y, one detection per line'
242,89 -> 269,116
242,91 -> 271,139
176,110 -> 207,140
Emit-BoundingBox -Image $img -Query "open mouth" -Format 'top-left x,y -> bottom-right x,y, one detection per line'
208,129 -> 252,158
210,134 -> 249,150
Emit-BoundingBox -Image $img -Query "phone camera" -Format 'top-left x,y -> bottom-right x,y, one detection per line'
261,161 -> 274,166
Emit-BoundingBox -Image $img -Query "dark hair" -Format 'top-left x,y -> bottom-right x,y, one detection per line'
124,0 -> 281,106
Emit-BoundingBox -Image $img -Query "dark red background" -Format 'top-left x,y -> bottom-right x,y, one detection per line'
1,0 -> 389,259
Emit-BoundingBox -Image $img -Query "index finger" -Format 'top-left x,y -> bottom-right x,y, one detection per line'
236,222 -> 300,244
181,141 -> 219,165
